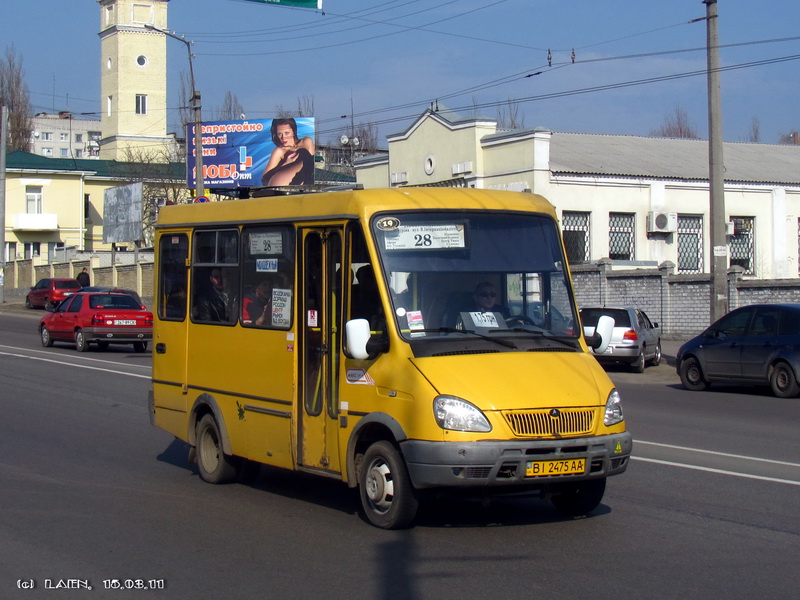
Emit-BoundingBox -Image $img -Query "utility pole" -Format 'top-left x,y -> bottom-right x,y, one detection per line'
145,24 -> 203,196
705,0 -> 728,321
0,106 -> 7,304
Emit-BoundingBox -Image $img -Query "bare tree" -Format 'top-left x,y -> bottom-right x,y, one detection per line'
0,45 -> 33,152
216,91 -> 244,121
120,146 -> 192,246
496,99 -> 525,130
649,104 -> 699,139
744,117 -> 761,143
275,94 -> 315,119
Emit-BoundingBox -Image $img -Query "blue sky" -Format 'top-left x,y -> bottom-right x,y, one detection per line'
3,0 -> 800,146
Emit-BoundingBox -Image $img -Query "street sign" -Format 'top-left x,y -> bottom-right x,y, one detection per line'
194,196 -> 209,204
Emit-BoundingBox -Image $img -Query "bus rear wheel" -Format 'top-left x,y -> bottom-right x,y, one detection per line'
196,414 -> 238,484
359,441 -> 418,529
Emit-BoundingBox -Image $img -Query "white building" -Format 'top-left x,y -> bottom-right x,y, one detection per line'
355,107 -> 800,279
30,112 -> 102,159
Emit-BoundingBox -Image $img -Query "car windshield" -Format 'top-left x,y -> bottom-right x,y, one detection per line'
89,295 -> 142,310
371,211 -> 579,346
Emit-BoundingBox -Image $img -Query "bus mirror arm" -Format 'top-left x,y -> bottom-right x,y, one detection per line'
346,318 -> 388,360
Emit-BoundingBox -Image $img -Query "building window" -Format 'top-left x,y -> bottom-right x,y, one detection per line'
677,215 -> 704,273
608,212 -> 635,261
75,133 -> 83,143
59,148 -> 69,157
60,133 -> 69,142
89,131 -> 101,141
41,132 -> 53,141
107,95 -> 113,117
42,148 -> 53,157
562,211 -> 590,264
26,186 -> 43,214
729,216 -> 755,275
75,149 -> 83,158
25,242 -> 41,259
136,94 -> 147,115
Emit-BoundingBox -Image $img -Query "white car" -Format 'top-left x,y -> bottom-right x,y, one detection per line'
580,306 -> 662,373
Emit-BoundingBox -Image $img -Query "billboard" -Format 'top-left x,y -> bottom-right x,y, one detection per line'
103,182 -> 143,243
186,117 -> 315,189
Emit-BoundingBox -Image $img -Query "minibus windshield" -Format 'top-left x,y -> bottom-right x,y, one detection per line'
371,211 -> 579,344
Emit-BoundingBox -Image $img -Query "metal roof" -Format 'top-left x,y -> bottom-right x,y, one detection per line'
549,133 -> 800,184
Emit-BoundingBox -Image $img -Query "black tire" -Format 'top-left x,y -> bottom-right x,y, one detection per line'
631,348 -> 645,373
770,361 -> 800,398
75,329 -> 89,352
648,342 -> 662,367
45,300 -> 54,311
196,414 -> 238,484
679,356 -> 708,391
40,326 -> 53,348
551,477 -> 606,517
133,341 -> 147,353
359,441 -> 418,529
25,297 -> 32,309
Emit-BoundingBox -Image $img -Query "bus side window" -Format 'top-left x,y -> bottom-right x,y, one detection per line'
348,224 -> 385,332
158,233 -> 188,321
190,229 -> 240,325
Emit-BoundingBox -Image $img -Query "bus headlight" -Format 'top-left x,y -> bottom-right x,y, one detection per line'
604,389 -> 624,426
434,396 -> 492,432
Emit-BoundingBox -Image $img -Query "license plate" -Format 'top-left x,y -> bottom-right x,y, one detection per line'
114,319 -> 137,325
526,458 -> 586,477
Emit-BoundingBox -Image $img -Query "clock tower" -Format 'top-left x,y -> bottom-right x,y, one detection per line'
97,0 -> 171,160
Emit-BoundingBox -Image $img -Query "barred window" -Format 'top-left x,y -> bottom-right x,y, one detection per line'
729,216 -> 754,275
562,211 -> 590,264
677,215 -> 703,273
609,212 -> 635,261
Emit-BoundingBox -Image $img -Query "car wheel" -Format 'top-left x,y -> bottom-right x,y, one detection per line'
25,297 -> 32,309
196,414 -> 239,484
75,329 -> 89,352
551,478 -> 606,517
133,341 -> 147,353
679,356 -> 708,391
359,441 -> 418,530
45,300 -> 54,311
770,361 -> 800,398
631,348 -> 645,373
40,326 -> 53,348
648,342 -> 662,367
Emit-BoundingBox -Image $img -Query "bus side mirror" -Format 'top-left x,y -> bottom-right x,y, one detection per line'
585,315 -> 614,354
346,318 -> 388,360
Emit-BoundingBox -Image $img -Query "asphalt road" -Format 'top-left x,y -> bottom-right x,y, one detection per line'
1,308 -> 798,599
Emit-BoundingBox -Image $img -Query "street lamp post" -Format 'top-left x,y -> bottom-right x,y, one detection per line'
145,24 -> 203,195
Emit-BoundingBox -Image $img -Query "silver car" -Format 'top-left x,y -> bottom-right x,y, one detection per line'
580,306 -> 662,372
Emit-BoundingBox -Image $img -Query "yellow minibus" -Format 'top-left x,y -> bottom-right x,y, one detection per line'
148,187 -> 631,528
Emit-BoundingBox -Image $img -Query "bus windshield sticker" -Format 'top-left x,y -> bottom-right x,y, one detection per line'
250,231 -> 283,255
383,224 -> 465,250
407,310 -> 425,336
256,258 -> 278,272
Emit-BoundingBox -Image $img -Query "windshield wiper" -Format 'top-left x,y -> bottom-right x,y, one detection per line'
505,327 -> 580,348
411,328 -> 518,349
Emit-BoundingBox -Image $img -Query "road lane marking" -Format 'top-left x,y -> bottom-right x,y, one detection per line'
0,343 -> 150,370
636,440 -> 800,468
0,350 -> 150,380
631,456 -> 800,486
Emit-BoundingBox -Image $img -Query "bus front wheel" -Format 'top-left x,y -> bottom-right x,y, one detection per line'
359,441 -> 418,530
196,414 -> 238,484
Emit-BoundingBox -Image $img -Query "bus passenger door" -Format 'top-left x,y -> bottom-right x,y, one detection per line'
299,228 -> 343,474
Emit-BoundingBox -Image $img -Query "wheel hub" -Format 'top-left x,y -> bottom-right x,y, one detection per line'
365,461 -> 393,512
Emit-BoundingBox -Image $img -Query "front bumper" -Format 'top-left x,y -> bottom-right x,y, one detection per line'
400,432 -> 632,489
83,327 -> 152,343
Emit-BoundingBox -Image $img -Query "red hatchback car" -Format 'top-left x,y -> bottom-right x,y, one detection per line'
26,277 -> 83,309
39,292 -> 153,352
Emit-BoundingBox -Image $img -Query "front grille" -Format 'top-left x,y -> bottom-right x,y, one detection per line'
502,407 -> 596,437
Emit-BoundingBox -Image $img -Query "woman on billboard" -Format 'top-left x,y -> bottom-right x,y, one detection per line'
261,118 -> 315,186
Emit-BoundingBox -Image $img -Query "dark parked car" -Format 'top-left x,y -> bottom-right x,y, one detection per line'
676,303 -> 800,397
580,306 -> 662,372
78,286 -> 144,307
39,292 -> 153,353
26,277 -> 82,309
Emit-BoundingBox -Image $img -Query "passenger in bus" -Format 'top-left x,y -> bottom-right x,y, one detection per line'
242,280 -> 272,327
260,118 -> 315,187
194,268 -> 231,322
